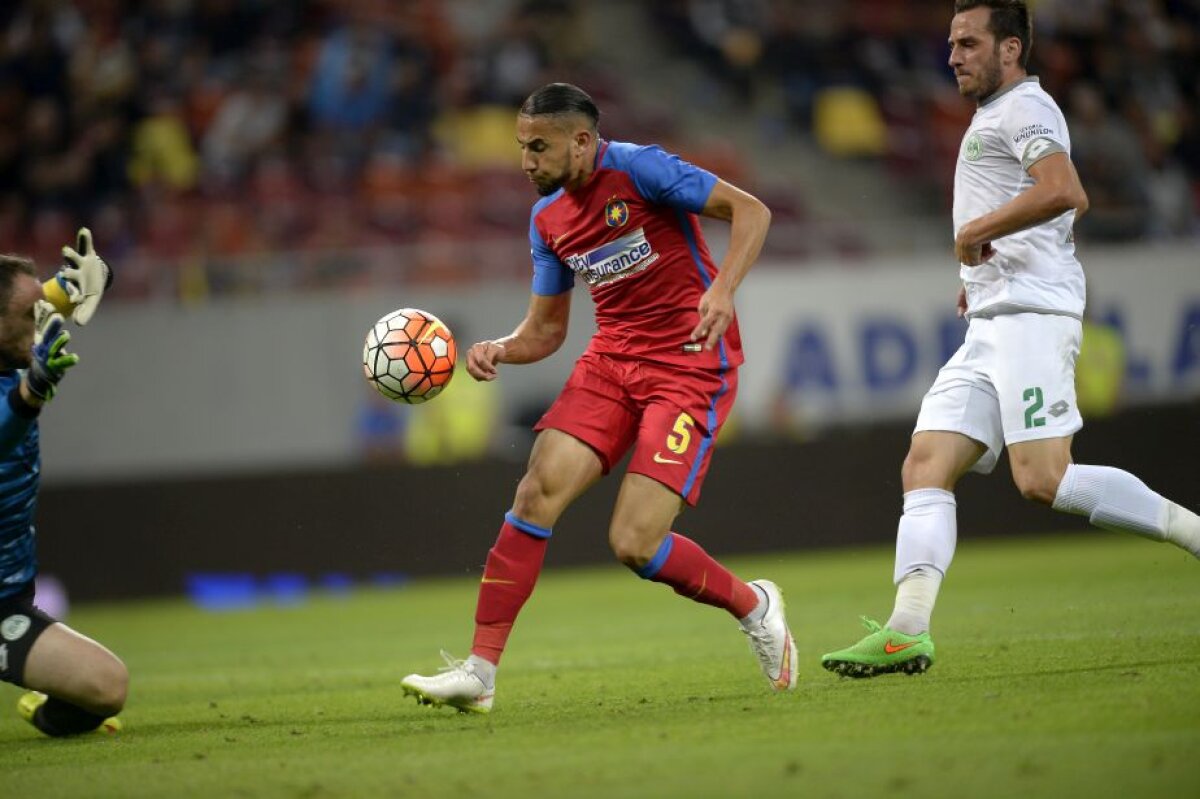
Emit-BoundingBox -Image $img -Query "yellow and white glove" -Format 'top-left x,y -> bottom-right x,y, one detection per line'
42,227 -> 113,326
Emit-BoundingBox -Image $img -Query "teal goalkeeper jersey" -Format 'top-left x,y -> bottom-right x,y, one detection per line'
0,370 -> 40,600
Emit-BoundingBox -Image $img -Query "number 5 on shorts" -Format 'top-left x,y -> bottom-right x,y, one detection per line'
666,412 -> 695,455
1023,386 -> 1046,429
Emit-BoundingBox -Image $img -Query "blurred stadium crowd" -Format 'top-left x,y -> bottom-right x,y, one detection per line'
658,0 -> 1200,240
1,0 -> 1197,301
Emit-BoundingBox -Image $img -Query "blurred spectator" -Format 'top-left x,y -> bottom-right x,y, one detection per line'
1068,83 -> 1153,241
1076,317 -> 1126,420
202,66 -> 288,186
404,363 -> 502,466
308,23 -> 394,132
127,91 -> 199,191
356,388 -> 409,464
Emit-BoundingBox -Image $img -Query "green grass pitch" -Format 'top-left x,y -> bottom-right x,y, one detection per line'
2,534 -> 1197,798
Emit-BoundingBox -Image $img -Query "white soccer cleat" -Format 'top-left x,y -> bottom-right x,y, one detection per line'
742,579 -> 799,691
401,651 -> 494,714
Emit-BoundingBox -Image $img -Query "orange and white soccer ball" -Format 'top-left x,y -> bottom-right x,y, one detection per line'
362,308 -> 457,403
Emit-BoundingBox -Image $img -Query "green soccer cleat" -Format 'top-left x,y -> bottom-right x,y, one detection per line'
821,617 -> 935,678
17,691 -> 123,735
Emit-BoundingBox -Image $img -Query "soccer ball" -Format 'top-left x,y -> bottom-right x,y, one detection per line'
362,308 -> 457,404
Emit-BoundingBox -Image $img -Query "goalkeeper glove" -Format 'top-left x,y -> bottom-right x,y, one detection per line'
26,310 -> 80,402
44,227 -> 113,326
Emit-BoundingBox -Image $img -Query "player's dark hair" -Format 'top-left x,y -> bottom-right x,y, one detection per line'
520,83 -> 600,130
954,0 -> 1032,68
0,255 -> 37,313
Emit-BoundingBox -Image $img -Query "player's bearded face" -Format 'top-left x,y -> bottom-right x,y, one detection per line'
949,9 -> 1007,101
0,329 -> 30,370
531,153 -> 569,196
963,44 -> 1004,100
517,114 -> 584,196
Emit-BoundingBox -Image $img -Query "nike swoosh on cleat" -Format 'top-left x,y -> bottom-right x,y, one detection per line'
884,640 -> 917,654
481,577 -> 517,585
653,452 -> 684,465
773,639 -> 793,689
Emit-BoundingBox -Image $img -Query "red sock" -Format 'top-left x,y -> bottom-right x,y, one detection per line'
638,532 -> 759,619
471,515 -> 549,665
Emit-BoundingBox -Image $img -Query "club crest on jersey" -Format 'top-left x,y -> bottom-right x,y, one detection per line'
564,227 -> 659,287
604,198 -> 630,227
1,615 -> 30,641
964,133 -> 983,161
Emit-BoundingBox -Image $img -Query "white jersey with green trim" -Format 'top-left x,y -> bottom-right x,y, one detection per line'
953,76 -> 1085,320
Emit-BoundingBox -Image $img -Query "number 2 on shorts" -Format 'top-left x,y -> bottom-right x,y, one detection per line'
1023,386 -> 1046,429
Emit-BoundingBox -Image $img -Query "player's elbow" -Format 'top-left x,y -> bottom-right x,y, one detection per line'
1073,187 -> 1089,217
1046,182 -> 1087,218
724,191 -> 771,229
534,324 -> 568,356
546,330 -> 568,355
749,195 -> 772,229
1056,181 -> 1088,216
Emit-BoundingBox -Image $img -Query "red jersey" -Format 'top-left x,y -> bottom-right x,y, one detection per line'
528,140 -> 743,371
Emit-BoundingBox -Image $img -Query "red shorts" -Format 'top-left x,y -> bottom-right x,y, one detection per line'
534,351 -> 738,505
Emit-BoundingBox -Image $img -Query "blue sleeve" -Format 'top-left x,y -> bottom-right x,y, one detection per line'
529,212 -> 574,296
625,145 -> 718,213
0,381 -> 37,456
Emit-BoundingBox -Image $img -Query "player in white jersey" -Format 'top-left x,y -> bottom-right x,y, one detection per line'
822,0 -> 1200,678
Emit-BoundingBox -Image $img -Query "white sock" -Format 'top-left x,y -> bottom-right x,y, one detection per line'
887,567 -> 943,635
887,488 -> 957,635
1165,503 -> 1200,558
893,488 -> 957,583
739,583 -> 769,628
1052,464 -> 1177,544
466,654 -> 497,689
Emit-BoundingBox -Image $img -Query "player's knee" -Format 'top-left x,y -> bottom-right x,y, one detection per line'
85,657 -> 128,716
608,528 -> 652,569
511,472 -> 553,523
1010,454 -> 1068,506
1012,469 -> 1060,505
901,449 -> 939,491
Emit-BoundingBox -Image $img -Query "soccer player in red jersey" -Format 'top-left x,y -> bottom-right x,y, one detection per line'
401,83 -> 797,713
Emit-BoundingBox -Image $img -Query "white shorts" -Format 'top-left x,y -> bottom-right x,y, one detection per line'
914,313 -> 1083,474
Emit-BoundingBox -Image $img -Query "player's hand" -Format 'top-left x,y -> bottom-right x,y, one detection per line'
25,310 -> 80,402
955,225 -> 995,266
466,341 -> 505,381
33,299 -> 55,342
57,227 -> 113,325
691,284 -> 734,351
956,285 -> 968,318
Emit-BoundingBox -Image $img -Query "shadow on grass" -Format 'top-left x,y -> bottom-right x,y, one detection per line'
937,657 -> 1200,683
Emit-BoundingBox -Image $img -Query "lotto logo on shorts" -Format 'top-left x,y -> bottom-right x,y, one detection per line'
1,614 -> 31,641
